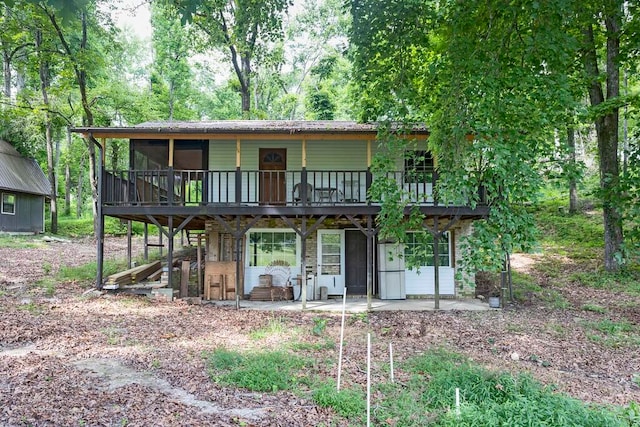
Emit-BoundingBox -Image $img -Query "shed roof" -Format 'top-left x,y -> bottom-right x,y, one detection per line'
71,120 -> 429,140
0,140 -> 51,196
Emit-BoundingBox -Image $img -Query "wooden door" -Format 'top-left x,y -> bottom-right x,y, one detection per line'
259,148 -> 286,205
345,230 -> 367,295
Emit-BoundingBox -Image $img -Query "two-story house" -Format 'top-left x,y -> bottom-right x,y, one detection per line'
72,121 -> 488,308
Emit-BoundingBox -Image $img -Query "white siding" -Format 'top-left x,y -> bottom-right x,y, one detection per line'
207,139 -> 369,204
208,140 -> 237,202
405,267 -> 455,295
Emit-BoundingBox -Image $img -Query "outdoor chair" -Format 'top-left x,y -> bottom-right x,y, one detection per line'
292,182 -> 313,204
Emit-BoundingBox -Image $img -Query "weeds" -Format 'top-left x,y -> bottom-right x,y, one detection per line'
312,317 -> 328,336
249,316 -> 290,340
375,349 -> 627,427
312,382 -> 365,420
581,303 -> 608,314
581,319 -> 640,348
206,348 -> 309,392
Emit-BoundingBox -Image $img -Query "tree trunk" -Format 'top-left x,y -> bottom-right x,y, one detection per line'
76,160 -> 83,218
47,8 -> 99,234
64,127 -> 71,216
567,126 -> 578,214
169,79 -> 174,121
2,5 -> 10,99
583,17 -> 624,272
3,49 -> 10,99
36,29 -> 57,234
240,54 -> 251,117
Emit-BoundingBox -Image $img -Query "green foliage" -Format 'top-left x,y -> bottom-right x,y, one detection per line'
58,259 -> 128,283
206,348 -> 309,392
581,303 -> 608,314
0,235 -> 46,249
580,319 -> 640,348
374,349 -> 628,427
249,316 -> 291,340
290,339 -> 335,352
349,0 -> 639,275
312,382 -> 365,420
47,216 -> 156,237
311,317 -> 328,336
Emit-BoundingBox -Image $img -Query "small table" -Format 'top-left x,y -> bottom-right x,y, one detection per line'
315,187 -> 338,203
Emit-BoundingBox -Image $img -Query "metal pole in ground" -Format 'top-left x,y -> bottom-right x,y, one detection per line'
337,287 -> 347,391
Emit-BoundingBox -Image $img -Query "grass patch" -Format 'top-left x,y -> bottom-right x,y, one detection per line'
569,270 -> 640,295
312,382 -> 365,420
581,303 -> 608,314
511,271 -> 570,309
58,259 -> 129,283
374,348 -> 629,427
249,316 -> 293,340
205,348 -> 310,392
535,199 -> 604,255
581,319 -> 640,348
0,234 -> 46,249
17,302 -> 43,314
290,339 -> 335,352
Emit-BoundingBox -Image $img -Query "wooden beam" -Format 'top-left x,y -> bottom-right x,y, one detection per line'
77,132 -> 394,141
236,138 -> 241,167
367,140 -> 372,167
168,138 -> 174,167
302,139 -> 307,168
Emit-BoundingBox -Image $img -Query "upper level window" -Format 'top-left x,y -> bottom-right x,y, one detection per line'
404,150 -> 434,183
1,193 -> 16,215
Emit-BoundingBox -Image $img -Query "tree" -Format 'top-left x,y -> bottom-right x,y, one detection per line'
150,2 -> 194,121
168,0 -> 292,118
350,0 -> 639,274
580,1 -> 626,271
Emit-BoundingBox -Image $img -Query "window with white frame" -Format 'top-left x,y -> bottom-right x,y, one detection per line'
404,231 -> 450,267
248,230 -> 297,267
1,193 -> 15,215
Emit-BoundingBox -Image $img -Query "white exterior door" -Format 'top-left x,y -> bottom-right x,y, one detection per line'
317,230 -> 345,295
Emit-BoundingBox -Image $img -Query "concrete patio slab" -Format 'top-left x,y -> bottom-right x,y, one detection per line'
209,298 -> 491,313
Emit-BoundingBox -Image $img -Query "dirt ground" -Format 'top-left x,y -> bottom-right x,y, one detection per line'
0,237 -> 639,426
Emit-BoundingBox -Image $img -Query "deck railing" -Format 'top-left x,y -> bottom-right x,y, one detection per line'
102,168 -> 485,207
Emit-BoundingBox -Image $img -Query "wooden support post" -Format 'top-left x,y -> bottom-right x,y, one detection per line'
180,260 -> 190,298
127,220 -> 132,269
96,137 -> 105,290
367,215 -> 373,312
434,216 -> 440,310
301,216 -> 307,309
167,216 -> 173,291
143,222 -> 148,262
168,138 -> 174,167
235,216 -> 241,309
197,233 -> 203,296
302,139 -> 307,168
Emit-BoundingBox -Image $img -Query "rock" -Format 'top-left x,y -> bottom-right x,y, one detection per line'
510,352 -> 520,361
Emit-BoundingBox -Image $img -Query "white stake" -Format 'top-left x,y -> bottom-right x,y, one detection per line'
367,332 -> 371,427
389,342 -> 394,383
337,287 -> 347,391
455,387 -> 460,416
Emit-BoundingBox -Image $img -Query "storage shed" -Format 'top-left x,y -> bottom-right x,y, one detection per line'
0,140 -> 51,233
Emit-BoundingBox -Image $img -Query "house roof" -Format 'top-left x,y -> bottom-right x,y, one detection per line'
0,140 -> 51,197
71,120 -> 429,140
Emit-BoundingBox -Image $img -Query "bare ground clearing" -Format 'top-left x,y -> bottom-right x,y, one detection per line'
0,237 -> 638,426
